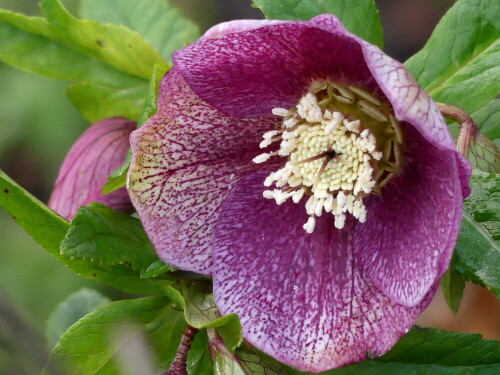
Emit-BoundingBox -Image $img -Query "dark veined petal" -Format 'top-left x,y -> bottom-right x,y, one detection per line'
354,126 -> 463,306
127,69 -> 280,274
49,117 -> 135,220
212,171 -> 436,373
173,21 -> 377,118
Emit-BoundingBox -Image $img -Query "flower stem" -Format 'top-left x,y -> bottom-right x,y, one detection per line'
163,325 -> 198,375
437,102 -> 477,156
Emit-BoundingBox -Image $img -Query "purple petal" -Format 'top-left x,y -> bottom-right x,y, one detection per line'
127,69 -> 280,274
201,19 -> 285,40
213,171 -> 436,372
173,22 -> 376,118
354,125 -> 463,306
49,117 -> 135,220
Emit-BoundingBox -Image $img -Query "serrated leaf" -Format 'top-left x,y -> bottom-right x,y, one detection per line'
80,0 -> 200,64
43,297 -> 212,375
46,288 -> 110,348
141,259 -> 177,279
440,268 -> 465,315
166,281 -> 242,352
61,203 -> 160,272
318,327 -> 500,374
252,0 -> 383,48
0,170 -> 170,295
41,0 -> 166,80
453,171 -> 500,295
102,63 -> 167,194
405,0 -> 500,116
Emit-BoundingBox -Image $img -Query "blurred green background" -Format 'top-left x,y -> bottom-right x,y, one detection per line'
3,0 -> 496,374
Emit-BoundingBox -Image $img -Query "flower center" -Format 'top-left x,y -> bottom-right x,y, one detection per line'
253,81 -> 403,233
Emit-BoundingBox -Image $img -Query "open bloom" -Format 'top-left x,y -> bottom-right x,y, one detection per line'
50,117 -> 135,220
127,15 -> 471,372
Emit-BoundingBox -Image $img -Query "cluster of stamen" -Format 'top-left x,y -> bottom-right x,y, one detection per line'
253,82 -> 403,233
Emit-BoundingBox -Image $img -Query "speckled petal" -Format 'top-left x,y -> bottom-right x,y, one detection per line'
127,69 -> 280,274
173,22 -> 376,118
49,117 -> 135,220
201,19 -> 285,40
213,171 -> 436,373
354,126 -> 463,307
310,14 -> 471,196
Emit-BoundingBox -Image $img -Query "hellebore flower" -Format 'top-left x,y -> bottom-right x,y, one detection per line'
50,117 -> 135,220
127,15 -> 471,372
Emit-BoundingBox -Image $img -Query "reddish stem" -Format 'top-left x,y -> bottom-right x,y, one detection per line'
163,325 -> 198,375
436,102 -> 478,156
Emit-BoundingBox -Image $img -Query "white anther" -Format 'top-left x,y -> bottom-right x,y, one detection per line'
263,83 -> 395,233
284,118 -> 297,128
303,216 -> 316,234
263,130 -> 278,139
305,196 -> 316,215
259,138 -> 274,148
344,119 -> 361,133
371,151 -> 383,160
272,108 -> 290,117
324,195 -> 334,213
334,213 -> 346,229
353,199 -> 367,222
263,189 -> 277,199
306,107 -> 323,123
282,130 -> 297,140
275,191 -> 291,205
314,198 -> 325,217
253,153 -> 271,164
292,189 -> 305,203
336,191 -> 347,211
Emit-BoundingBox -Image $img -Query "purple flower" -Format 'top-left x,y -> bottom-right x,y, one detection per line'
127,15 -> 471,372
50,117 -> 135,220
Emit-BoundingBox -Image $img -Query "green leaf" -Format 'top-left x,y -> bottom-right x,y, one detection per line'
251,0 -> 383,48
61,203 -> 160,272
0,5 -> 160,122
453,171 -> 500,296
321,327 -> 500,374
80,0 -> 200,64
65,81 -> 146,123
41,0 -> 166,80
102,63 -> 167,194
166,281 -> 242,352
474,99 -> 500,144
209,329 -> 286,375
0,11 -> 139,92
439,268 -> 465,315
141,260 -> 177,279
405,0 -> 500,115
43,297 -> 212,375
46,288 -> 110,348
0,170 -> 170,295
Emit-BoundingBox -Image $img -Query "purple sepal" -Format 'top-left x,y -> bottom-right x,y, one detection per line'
49,117 -> 135,220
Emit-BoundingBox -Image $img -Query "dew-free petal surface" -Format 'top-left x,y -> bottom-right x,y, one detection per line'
354,126 -> 463,306
128,70 -> 279,274
174,22 -> 377,118
49,117 -> 135,220
202,19 -> 285,40
212,171 -> 436,372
